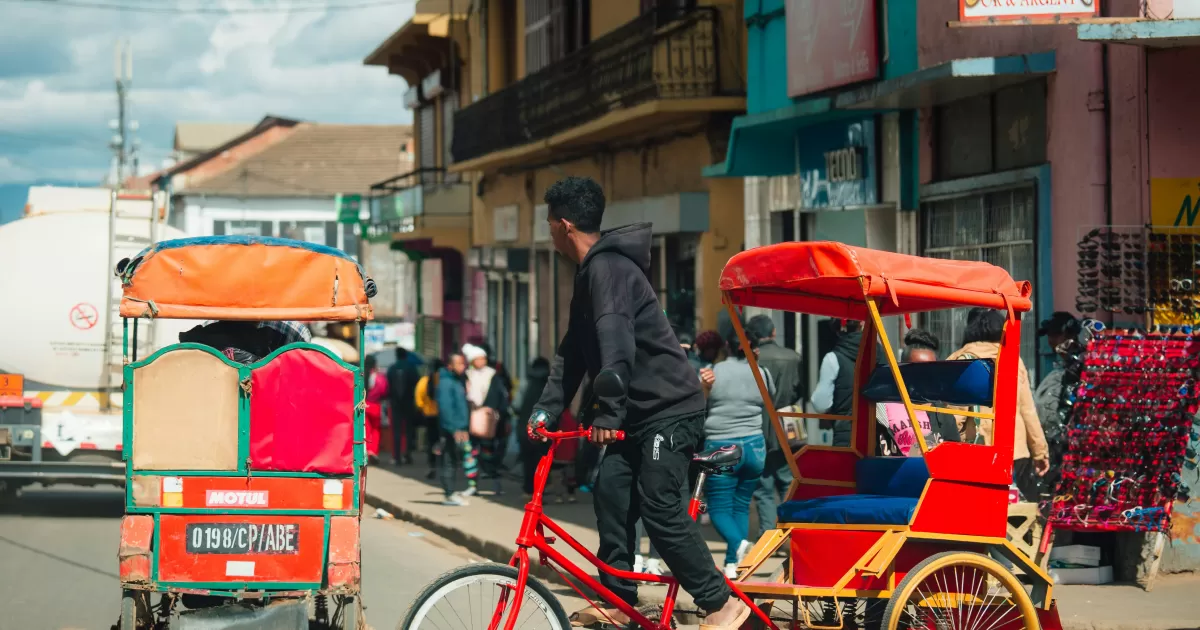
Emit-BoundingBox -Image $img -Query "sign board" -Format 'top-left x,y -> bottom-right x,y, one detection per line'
796,118 -> 878,209
533,204 -> 550,243
0,373 -> 23,397
335,193 -> 363,224
493,205 -> 519,242
363,324 -> 386,355
1151,178 -> 1200,233
786,0 -> 878,98
959,0 -> 1099,22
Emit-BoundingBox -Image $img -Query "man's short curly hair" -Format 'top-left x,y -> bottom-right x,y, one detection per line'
544,176 -> 605,233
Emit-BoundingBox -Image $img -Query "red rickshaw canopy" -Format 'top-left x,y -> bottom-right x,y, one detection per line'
720,242 -> 1032,319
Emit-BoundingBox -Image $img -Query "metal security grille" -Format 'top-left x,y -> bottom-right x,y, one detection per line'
922,186 -> 1038,377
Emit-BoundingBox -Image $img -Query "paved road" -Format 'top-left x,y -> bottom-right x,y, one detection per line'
0,486 -> 482,630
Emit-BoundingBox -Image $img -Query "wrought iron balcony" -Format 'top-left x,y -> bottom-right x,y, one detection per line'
452,6 -> 723,164
367,167 -> 470,238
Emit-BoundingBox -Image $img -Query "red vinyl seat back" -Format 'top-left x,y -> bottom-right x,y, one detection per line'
249,349 -> 356,474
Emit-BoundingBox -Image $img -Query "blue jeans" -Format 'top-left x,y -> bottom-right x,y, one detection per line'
703,434 -> 767,564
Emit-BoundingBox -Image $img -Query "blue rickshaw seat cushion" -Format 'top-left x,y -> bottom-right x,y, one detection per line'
776,494 -> 918,526
776,457 -> 929,526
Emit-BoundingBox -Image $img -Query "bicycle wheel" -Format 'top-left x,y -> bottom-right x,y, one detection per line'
399,563 -> 570,630
882,551 -> 1040,630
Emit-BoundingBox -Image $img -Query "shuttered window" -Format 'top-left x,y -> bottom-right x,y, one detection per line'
442,91 -> 459,182
525,0 -> 553,74
418,103 -> 437,172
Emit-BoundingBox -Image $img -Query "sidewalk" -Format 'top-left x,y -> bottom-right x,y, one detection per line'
363,463 -> 1200,630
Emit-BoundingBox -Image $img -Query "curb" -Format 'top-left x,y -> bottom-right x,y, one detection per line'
364,492 -> 705,625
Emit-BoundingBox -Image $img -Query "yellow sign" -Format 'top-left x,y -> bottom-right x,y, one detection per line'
1151,178 -> 1200,232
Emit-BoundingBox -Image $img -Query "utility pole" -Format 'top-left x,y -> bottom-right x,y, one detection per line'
109,39 -> 138,186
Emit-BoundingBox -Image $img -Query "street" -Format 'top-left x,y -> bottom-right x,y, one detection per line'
0,486 -> 483,630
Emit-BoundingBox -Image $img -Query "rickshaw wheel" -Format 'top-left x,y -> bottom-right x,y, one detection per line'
118,589 -> 151,630
881,551 -> 1039,630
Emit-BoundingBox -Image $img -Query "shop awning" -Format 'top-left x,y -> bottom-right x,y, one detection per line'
702,98 -> 865,178
703,52 -> 1055,179
1078,19 -> 1200,48
834,52 -> 1056,111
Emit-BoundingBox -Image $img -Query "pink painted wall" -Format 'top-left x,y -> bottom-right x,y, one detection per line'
1148,47 -> 1200,180
916,0 -> 1147,315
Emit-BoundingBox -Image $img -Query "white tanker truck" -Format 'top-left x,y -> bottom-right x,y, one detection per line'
0,187 -> 190,503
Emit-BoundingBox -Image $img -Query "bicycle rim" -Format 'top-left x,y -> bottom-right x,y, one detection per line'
405,568 -> 565,630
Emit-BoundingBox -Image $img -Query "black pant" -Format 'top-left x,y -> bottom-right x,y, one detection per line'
1013,457 -> 1043,503
424,415 -> 440,468
593,413 -> 730,611
390,407 -> 419,461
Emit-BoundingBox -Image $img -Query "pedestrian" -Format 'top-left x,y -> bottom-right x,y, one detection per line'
526,176 -> 746,628
698,331 -> 773,578
874,329 -> 960,456
414,359 -> 443,479
745,314 -> 800,540
1034,311 -> 1081,494
435,353 -> 475,506
947,308 -> 1049,501
386,347 -> 420,465
363,355 -> 388,464
515,357 -> 552,496
694,330 -> 723,369
463,343 -> 509,495
812,321 -> 886,447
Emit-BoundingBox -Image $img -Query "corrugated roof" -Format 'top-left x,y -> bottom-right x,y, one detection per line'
183,123 -> 413,198
174,122 -> 257,152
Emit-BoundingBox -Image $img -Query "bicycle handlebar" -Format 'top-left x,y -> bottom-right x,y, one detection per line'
536,427 -> 626,441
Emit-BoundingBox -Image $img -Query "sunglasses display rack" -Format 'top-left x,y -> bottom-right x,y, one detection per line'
1049,330 -> 1200,533
1076,228 -> 1200,324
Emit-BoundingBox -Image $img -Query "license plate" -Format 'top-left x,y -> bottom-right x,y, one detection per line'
185,523 -> 300,555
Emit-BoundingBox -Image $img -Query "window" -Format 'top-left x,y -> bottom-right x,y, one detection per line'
922,186 -> 1038,376
418,103 -> 437,171
935,80 -> 1047,181
280,220 -> 332,246
524,0 -> 589,75
442,92 -> 459,182
213,220 -> 271,236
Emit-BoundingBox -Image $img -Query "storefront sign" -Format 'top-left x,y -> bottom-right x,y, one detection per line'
1150,178 -> 1200,233
797,118 -> 878,209
786,0 -> 878,97
493,205 -> 519,242
959,0 -> 1099,22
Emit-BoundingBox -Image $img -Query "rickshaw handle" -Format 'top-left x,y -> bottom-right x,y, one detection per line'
536,427 -> 626,441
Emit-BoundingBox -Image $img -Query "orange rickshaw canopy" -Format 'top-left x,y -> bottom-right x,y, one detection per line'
720,242 -> 1032,319
118,236 -> 374,321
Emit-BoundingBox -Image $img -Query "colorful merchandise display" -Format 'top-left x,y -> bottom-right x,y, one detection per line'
1050,330 -> 1200,532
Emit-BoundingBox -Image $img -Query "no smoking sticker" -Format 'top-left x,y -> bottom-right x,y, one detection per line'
70,303 -> 99,330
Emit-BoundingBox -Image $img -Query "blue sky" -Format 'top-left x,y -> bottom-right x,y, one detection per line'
0,0 -> 417,223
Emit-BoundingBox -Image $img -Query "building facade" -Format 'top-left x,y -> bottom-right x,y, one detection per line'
444,0 -> 748,379
712,0 -> 1200,579
365,3 -> 475,359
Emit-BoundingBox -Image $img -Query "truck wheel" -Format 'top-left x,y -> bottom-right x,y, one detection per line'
118,589 -> 150,630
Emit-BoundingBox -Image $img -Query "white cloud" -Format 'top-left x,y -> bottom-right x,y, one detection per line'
0,0 -> 416,186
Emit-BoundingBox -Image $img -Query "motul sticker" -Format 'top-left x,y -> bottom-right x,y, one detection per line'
205,490 -> 269,507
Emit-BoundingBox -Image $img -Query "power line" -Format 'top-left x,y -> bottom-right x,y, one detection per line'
6,0 -> 415,13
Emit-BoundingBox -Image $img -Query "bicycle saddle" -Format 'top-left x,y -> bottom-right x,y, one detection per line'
692,444 -> 742,473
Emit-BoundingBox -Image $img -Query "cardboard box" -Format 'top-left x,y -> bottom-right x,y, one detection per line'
1050,544 -> 1102,567
1051,565 -> 1113,585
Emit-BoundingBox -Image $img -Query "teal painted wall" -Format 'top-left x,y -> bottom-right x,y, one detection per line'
744,0 -> 917,115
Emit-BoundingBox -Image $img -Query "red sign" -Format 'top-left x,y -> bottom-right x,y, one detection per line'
786,0 -> 879,98
959,0 -> 1099,22
69,303 -> 99,330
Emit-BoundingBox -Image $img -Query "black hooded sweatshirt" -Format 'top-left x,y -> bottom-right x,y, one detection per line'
534,223 -> 706,440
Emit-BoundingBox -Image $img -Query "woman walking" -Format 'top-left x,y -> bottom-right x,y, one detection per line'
698,333 -> 774,578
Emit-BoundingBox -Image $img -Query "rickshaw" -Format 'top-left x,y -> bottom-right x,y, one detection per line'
403,241 -> 1063,630
112,236 -> 375,630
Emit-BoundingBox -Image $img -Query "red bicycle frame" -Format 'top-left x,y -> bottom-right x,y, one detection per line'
489,428 -> 776,630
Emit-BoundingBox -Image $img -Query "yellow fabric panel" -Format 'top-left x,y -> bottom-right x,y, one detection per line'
132,349 -> 240,470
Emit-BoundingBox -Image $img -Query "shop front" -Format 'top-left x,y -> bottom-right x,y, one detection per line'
470,245 -> 531,382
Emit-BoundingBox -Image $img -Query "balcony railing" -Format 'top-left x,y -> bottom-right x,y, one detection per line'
452,6 -> 723,164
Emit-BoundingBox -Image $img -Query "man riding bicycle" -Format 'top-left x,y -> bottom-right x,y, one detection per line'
527,176 -> 750,629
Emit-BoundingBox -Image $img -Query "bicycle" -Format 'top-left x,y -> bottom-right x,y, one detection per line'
400,426 -> 777,630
